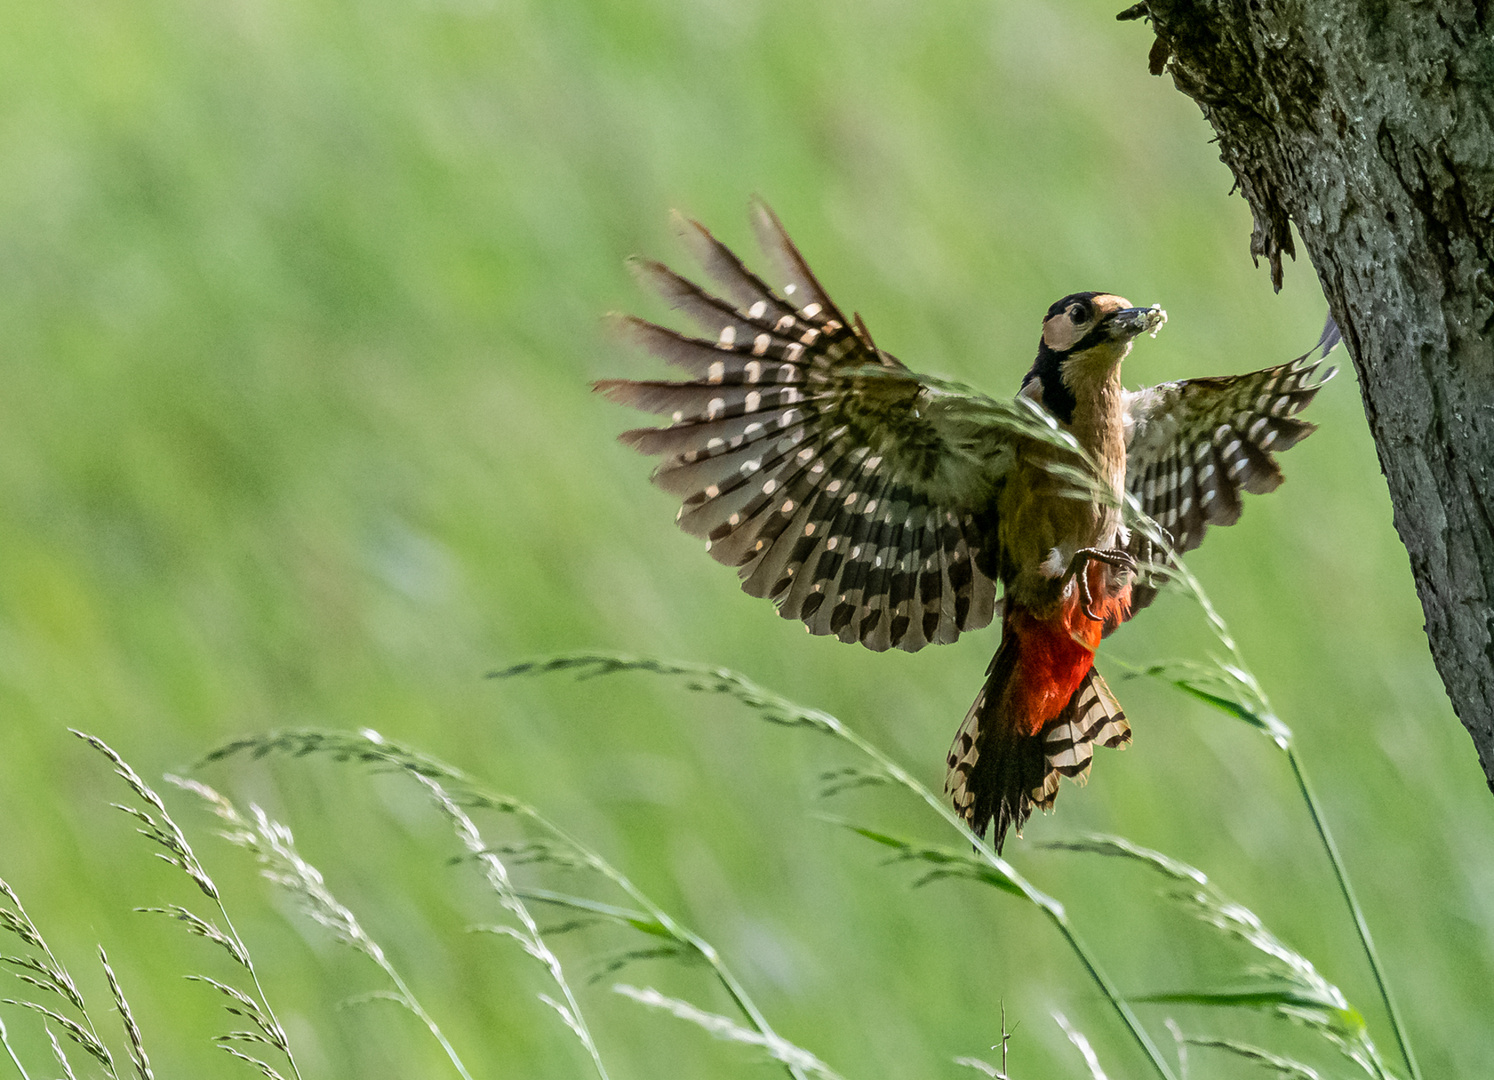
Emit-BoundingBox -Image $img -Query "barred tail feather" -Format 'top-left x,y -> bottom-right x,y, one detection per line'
945,624 -> 1130,852
944,639 -> 1049,853
1042,668 -> 1131,785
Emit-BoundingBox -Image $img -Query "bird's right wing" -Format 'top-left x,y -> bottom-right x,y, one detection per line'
599,202 -> 1055,653
1121,321 -> 1338,614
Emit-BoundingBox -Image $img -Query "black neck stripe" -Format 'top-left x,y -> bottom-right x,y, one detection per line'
1021,341 -> 1077,425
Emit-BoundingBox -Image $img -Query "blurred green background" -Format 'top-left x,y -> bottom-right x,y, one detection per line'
1,0 -> 1490,1077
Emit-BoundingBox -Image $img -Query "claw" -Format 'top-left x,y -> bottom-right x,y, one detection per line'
1080,573 -> 1104,622
1067,547 -> 1136,622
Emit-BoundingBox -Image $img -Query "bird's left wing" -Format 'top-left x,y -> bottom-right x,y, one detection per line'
599,202 -> 1048,653
1121,323 -> 1338,614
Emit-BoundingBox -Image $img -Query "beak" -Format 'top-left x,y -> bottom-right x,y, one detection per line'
1103,304 -> 1167,340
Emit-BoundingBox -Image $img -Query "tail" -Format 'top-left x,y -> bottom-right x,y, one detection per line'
944,607 -> 1131,852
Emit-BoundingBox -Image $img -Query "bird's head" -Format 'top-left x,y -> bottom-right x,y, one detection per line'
1023,292 -> 1166,424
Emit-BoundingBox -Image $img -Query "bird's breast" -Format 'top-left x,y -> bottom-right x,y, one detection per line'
996,376 -> 1128,610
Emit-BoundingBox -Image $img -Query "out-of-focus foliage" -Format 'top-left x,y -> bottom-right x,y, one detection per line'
0,1 -> 1489,1078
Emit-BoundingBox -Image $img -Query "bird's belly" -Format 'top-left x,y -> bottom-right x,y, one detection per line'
997,457 -> 1124,610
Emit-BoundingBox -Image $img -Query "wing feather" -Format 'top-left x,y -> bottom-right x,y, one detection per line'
603,206 -> 1033,652
1122,325 -> 1337,615
749,199 -> 853,335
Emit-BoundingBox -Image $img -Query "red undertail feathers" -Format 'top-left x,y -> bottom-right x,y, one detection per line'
945,583 -> 1131,852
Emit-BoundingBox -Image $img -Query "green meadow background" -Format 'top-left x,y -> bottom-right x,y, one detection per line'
1,0 -> 1490,1077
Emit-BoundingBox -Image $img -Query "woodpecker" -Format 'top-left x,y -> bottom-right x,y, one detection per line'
598,201 -> 1334,852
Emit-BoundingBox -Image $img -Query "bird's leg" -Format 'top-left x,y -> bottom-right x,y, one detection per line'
1066,547 -> 1137,622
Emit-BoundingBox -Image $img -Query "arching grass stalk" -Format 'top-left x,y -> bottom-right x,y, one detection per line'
0,1016 -> 31,1080
494,654 -> 1178,1080
72,731 -> 302,1080
168,778 -> 475,1080
203,729 -> 818,1080
415,772 -> 611,1080
1045,832 -> 1392,1079
0,876 -> 116,1080
193,737 -> 609,1080
1122,510 -> 1420,1080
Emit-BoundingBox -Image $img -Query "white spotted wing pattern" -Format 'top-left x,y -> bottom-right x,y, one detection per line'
599,200 -> 1024,653
1122,328 -> 1337,614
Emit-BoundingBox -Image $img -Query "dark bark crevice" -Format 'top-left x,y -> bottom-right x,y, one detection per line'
1122,0 -> 1494,792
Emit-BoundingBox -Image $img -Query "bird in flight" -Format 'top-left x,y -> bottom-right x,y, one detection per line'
598,200 -> 1335,852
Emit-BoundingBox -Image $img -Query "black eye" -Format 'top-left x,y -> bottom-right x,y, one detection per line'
1068,305 -> 1087,324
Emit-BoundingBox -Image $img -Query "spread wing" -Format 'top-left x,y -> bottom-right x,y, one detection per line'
1122,321 -> 1339,614
599,201 -> 1049,653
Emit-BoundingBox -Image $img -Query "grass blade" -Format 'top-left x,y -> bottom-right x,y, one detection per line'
498,654 -> 1178,1080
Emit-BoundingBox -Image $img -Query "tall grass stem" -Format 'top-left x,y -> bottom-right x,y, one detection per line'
413,774 -> 610,1080
0,1017 -> 32,1080
1284,749 -> 1419,1080
72,731 -> 303,1080
498,656 -> 1177,1080
521,814 -> 813,1080
1126,520 -> 1420,1080
808,693 -> 1176,1080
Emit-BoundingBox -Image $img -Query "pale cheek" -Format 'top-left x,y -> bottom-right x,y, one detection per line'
1042,319 -> 1091,352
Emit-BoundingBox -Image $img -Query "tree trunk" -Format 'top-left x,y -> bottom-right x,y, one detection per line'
1120,0 -> 1494,792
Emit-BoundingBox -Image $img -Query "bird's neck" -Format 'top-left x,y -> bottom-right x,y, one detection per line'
1064,364 -> 1128,490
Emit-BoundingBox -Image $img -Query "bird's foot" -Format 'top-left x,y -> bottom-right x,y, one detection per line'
1067,547 -> 1137,622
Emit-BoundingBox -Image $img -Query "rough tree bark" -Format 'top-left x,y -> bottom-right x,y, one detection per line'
1120,0 -> 1494,793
